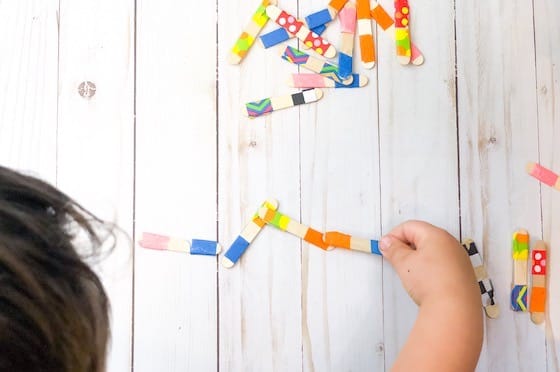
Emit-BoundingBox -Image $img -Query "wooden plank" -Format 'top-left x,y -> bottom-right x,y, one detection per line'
377,0 -> 460,367
456,0 -> 545,370
217,0 -> 302,370
298,0 -> 384,369
534,0 -> 560,368
0,0 -> 58,179
134,0 -> 218,370
56,1 -> 134,371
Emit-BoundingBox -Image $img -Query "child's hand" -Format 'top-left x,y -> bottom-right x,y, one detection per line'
379,220 -> 480,308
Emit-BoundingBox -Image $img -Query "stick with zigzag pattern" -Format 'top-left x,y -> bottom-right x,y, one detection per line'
511,229 -> 529,311
244,88 -> 323,118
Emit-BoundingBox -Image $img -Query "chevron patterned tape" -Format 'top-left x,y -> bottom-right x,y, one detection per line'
511,285 -> 528,312
246,98 -> 273,117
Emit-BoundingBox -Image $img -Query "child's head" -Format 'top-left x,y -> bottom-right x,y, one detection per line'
0,166 -> 110,372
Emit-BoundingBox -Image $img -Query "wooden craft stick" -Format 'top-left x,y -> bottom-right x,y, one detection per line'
287,73 -> 368,88
357,0 -> 376,68
511,229 -> 529,312
222,200 -> 279,268
228,0 -> 277,65
526,162 -> 560,191
260,24 -> 327,48
530,240 -> 547,324
257,206 -> 329,250
138,233 -> 221,256
266,5 -> 337,58
370,1 -> 424,65
394,0 -> 412,64
324,231 -> 381,255
305,0 -> 349,29
462,239 -> 500,319
338,3 -> 357,78
280,45 -> 353,85
244,89 -> 323,118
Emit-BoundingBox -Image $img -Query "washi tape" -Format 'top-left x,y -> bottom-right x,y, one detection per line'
138,233 -> 221,256
229,0 -> 277,64
260,24 -> 327,48
338,2 -> 357,78
511,229 -> 529,312
462,239 -> 499,319
244,89 -> 323,118
530,240 -> 547,324
357,0 -> 376,68
305,0 -> 349,29
526,162 -> 560,190
324,231 -> 380,255
287,73 -> 368,88
394,0 -> 412,64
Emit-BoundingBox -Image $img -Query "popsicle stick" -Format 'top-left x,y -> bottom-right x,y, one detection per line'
138,233 -> 221,256
357,0 -> 375,68
228,0 -> 277,64
305,0 -> 349,29
530,241 -> 547,324
222,199 -> 279,268
244,89 -> 323,118
266,5 -> 337,58
511,229 -> 529,312
526,162 -> 560,190
279,45 -> 353,85
287,73 -> 368,88
394,0 -> 412,64
338,3 -> 357,78
259,24 -> 327,49
370,1 -> 424,65
462,239 -> 500,319
324,231 -> 381,255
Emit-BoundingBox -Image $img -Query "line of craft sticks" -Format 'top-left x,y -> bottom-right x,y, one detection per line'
462,239 -> 500,319
305,0 -> 349,29
370,1 -> 424,66
138,232 -> 221,256
357,0 -> 376,68
266,5 -> 337,58
260,24 -> 327,49
338,2 -> 357,78
526,162 -> 560,190
228,0 -> 277,65
529,241 -> 547,324
244,88 -> 324,118
257,206 -> 330,250
394,0 -> 412,64
287,73 -> 368,88
280,45 -> 353,85
511,229 -> 529,312
324,231 -> 381,255
222,200 -> 279,268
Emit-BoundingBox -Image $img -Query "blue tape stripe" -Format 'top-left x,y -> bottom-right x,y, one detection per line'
305,9 -> 332,29
338,53 -> 353,79
311,24 -> 327,36
370,240 -> 381,255
224,236 -> 250,264
260,28 -> 290,48
190,239 -> 218,256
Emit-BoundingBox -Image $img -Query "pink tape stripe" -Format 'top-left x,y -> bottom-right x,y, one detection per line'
139,232 -> 170,250
530,163 -> 559,187
339,6 -> 356,33
411,43 -> 422,61
291,73 -> 326,87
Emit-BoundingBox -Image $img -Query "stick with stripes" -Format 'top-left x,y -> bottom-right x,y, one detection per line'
530,240 -> 547,324
511,229 -> 529,312
139,233 -> 221,256
324,231 -> 381,255
338,2 -> 357,78
462,239 -> 499,319
287,73 -> 368,89
357,0 -> 376,68
526,162 -> 560,191
244,89 -> 323,118
394,0 -> 412,64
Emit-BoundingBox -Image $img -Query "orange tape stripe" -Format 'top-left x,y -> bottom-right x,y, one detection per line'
370,4 -> 393,30
529,287 -> 546,312
329,0 -> 349,12
304,228 -> 329,250
324,232 -> 351,249
359,35 -> 376,63
356,0 -> 371,19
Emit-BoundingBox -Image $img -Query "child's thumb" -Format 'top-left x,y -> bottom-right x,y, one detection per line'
379,235 -> 414,273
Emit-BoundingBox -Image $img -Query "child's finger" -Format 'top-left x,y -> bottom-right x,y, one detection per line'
388,220 -> 448,250
379,235 -> 414,275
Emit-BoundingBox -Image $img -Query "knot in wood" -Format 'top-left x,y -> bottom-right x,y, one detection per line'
78,81 -> 97,98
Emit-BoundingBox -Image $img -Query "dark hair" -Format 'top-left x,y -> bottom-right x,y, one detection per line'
0,165 -> 111,371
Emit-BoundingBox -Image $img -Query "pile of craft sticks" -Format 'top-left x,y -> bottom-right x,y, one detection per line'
229,0 -> 424,118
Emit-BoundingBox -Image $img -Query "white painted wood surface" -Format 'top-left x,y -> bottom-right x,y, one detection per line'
1,0 -> 559,371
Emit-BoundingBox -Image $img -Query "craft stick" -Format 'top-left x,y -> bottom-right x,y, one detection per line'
138,233 -> 221,256
287,73 -> 368,88
280,45 -> 353,85
370,1 -> 424,65
511,229 -> 529,312
324,231 -> 381,255
338,3 -> 357,78
394,0 -> 412,64
357,0 -> 376,68
266,5 -> 337,58
530,241 -> 547,324
526,162 -> 560,190
462,239 -> 500,319
257,206 -> 329,250
244,89 -> 323,118
305,0 -> 349,29
222,200 -> 279,268
228,0 -> 277,65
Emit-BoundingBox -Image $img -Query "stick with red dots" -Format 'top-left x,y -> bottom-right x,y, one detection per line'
530,241 -> 547,324
394,0 -> 412,64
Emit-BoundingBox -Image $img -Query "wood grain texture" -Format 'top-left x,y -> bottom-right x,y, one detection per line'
534,0 -> 560,369
456,1 -> 545,371
134,0 -> 218,370
218,0 -> 303,370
